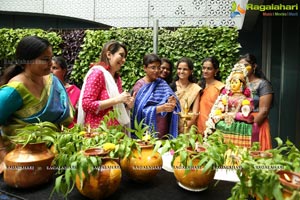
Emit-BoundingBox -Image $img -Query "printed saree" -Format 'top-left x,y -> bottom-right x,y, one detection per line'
132,78 -> 181,138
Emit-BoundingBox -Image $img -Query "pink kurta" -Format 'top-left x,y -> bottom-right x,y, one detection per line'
82,67 -> 123,128
66,84 -> 81,127
66,84 -> 81,109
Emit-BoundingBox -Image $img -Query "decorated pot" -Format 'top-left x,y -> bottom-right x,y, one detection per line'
277,170 -> 300,199
4,142 -> 55,188
75,148 -> 121,200
120,142 -> 162,182
173,148 -> 215,191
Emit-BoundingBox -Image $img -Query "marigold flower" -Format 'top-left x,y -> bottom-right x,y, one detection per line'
214,109 -> 222,116
102,143 -> 116,151
242,99 -> 250,105
222,97 -> 227,105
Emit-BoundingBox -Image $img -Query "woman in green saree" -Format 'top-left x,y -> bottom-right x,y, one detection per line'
0,36 -> 73,171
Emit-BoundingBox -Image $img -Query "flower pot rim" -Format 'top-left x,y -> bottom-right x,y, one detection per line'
277,170 -> 300,190
136,140 -> 154,148
84,148 -> 109,157
249,150 -> 273,158
14,142 -> 50,150
186,146 -> 206,154
15,141 -> 48,146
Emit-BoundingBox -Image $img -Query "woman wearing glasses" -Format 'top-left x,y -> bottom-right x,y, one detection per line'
132,53 -> 180,138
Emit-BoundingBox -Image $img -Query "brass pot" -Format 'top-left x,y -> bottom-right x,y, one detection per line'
173,148 -> 215,191
4,142 -> 54,188
120,142 -> 162,182
75,148 -> 121,200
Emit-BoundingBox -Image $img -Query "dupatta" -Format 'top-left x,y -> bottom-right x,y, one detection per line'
77,65 -> 130,126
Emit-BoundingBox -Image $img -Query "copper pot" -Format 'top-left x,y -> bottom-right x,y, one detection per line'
4,142 -> 54,188
250,151 -> 273,159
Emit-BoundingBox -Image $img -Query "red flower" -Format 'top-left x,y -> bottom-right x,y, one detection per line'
243,87 -> 251,97
221,88 -> 229,95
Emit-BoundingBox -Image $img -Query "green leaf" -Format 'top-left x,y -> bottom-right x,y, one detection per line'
65,168 -> 72,188
203,158 -> 214,173
54,175 -> 63,193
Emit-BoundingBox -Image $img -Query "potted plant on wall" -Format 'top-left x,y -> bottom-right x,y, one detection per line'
160,126 -> 227,191
3,121 -> 59,188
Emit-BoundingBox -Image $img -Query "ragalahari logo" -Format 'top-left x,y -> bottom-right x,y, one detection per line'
230,0 -> 247,18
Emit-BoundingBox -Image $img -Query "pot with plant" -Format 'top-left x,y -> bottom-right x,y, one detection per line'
277,170 -> 300,199
229,138 -> 300,200
3,121 -> 58,188
74,146 -> 122,200
52,113 -> 126,199
162,126 -> 227,191
119,119 -> 163,182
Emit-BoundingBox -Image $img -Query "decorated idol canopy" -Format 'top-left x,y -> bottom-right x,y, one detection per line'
204,63 -> 256,148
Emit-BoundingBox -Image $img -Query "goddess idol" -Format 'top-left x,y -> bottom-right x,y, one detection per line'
204,63 -> 259,148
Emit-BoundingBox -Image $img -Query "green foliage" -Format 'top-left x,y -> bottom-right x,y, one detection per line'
0,28 -> 62,74
70,27 -> 240,90
158,27 -> 240,82
0,27 -> 240,90
9,121 -> 59,146
228,137 -> 300,200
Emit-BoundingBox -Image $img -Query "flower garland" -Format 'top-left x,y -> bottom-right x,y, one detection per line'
204,63 -> 252,139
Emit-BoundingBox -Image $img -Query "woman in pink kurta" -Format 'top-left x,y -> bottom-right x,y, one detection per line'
77,41 -> 134,128
81,64 -> 124,127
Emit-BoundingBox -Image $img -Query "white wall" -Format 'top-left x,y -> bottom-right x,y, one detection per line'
0,0 -> 246,29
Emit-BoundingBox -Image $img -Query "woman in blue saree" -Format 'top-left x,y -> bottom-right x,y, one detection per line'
132,54 -> 181,139
0,36 -> 73,172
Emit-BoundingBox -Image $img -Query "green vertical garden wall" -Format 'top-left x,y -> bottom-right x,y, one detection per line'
0,27 -> 240,90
